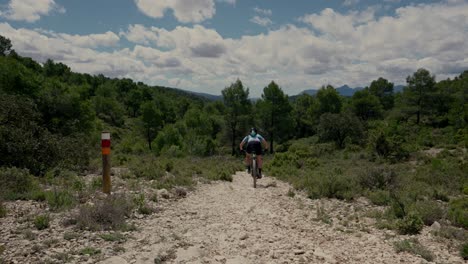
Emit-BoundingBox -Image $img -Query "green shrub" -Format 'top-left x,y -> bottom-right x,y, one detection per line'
448,197 -> 468,229
367,190 -> 391,206
461,243 -> 468,260
79,247 -> 101,256
397,214 -> 424,235
219,170 -> 233,182
0,201 -> 6,218
34,215 -> 50,230
45,189 -> 76,211
409,200 -> 445,226
287,189 -> 296,198
359,167 -> 397,190
76,194 -> 133,231
0,167 -> 38,200
100,232 -> 126,242
312,169 -> 358,200
393,238 -> 434,262
63,231 -> 79,240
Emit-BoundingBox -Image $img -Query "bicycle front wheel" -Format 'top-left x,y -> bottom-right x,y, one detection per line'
252,159 -> 257,188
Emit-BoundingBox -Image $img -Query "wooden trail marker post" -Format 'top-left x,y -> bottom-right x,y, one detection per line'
101,132 -> 111,194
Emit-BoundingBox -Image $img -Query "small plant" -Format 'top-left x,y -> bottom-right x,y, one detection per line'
100,232 -> 126,242
138,205 -> 154,215
461,243 -> 468,260
34,214 -> 50,230
287,189 -> 296,198
448,197 -> 468,229
53,252 -> 73,262
43,238 -> 60,248
154,248 -> 177,264
397,214 -> 424,235
175,187 -> 187,198
219,170 -> 233,182
150,193 -> 158,203
79,247 -> 101,256
0,201 -> 6,218
63,231 -> 79,240
90,177 -> 103,190
394,238 -> 434,262
432,225 -> 467,241
76,194 -> 133,231
315,205 -> 332,225
22,229 -> 37,240
45,189 -> 76,211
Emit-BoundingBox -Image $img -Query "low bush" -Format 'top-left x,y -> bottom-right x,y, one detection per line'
79,247 -> 101,256
448,197 -> 468,229
34,214 -> 50,230
0,201 -> 6,218
393,238 -> 434,262
409,200 -> 445,226
100,232 -> 126,242
367,190 -> 391,206
76,194 -> 133,231
461,243 -> 468,260
0,167 -> 39,200
359,167 -> 397,190
45,189 -> 76,211
397,214 -> 424,235
219,170 -> 233,182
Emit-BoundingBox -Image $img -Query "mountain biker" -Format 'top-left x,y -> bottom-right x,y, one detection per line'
239,127 -> 268,178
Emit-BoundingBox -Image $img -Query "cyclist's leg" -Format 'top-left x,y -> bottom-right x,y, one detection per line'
245,153 -> 252,173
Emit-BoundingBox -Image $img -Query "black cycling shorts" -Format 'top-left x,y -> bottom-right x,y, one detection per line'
246,141 -> 262,155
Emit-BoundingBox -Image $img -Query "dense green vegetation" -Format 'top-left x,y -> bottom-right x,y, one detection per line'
0,36 -> 467,259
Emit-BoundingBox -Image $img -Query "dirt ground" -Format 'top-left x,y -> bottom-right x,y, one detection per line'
1,171 -> 465,264
99,172 -> 464,264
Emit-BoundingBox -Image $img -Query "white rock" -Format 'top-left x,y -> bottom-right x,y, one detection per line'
430,221 -> 441,231
98,256 -> 128,264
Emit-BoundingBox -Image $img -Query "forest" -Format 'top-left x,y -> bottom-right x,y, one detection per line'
0,34 -> 467,260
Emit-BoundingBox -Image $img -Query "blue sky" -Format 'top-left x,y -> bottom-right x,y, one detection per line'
0,0 -> 466,96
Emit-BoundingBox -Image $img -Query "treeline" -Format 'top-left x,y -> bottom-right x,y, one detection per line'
0,35 -> 467,176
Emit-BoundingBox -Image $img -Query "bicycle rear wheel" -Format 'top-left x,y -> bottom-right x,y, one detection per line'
252,159 -> 257,188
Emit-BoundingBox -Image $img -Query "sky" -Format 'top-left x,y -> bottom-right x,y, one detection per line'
0,0 -> 467,97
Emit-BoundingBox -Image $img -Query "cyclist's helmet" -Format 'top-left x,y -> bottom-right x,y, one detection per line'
250,127 -> 257,136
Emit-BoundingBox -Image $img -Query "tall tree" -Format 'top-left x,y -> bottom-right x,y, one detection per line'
257,81 -> 293,153
292,94 -> 319,138
369,77 -> 394,110
141,101 -> 163,150
0,35 -> 12,56
351,89 -> 383,121
222,79 -> 251,155
316,85 -> 342,114
403,68 -> 436,124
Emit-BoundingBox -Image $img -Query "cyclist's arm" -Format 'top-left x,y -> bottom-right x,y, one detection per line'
262,139 -> 269,150
259,135 -> 268,150
239,137 -> 247,150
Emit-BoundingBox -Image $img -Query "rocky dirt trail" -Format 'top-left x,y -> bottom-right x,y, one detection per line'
99,172 -> 463,264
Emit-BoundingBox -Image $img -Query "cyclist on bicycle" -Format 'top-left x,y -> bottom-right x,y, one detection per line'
239,127 -> 268,178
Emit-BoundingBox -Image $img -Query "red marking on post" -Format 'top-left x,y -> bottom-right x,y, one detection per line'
101,140 -> 111,148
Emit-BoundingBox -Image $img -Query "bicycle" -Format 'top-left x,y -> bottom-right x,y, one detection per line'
245,149 -> 266,188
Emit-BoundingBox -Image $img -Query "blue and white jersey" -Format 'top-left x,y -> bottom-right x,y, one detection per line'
242,134 -> 264,144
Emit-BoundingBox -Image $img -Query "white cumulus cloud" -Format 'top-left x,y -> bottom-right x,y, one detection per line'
0,0 -> 65,22
134,0 -> 215,23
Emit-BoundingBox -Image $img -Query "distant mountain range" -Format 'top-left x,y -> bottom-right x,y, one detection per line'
301,85 -> 405,97
177,85 -> 405,101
